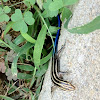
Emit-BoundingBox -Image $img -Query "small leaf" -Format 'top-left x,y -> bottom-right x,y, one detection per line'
49,0 -> 78,11
24,0 -> 35,6
17,65 -> 34,71
42,0 -> 58,18
17,73 -> 32,79
40,49 -> 53,65
36,63 -> 48,77
49,26 -> 60,33
11,42 -> 34,76
0,61 -> 6,73
11,9 -> 35,33
33,25 -> 47,67
49,0 -> 63,11
68,16 -> 100,34
4,6 -> 11,13
11,9 -> 27,33
63,0 -> 79,6
24,11 -> 35,25
61,7 -> 72,22
7,50 -> 17,62
21,32 -> 36,43
23,1 -> 31,8
0,7 -> 10,22
4,22 -> 14,35
11,9 -> 22,22
13,35 -> 25,45
5,68 -> 17,81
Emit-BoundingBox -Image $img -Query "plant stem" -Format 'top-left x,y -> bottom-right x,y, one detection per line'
9,1 -> 23,7
33,5 -> 55,51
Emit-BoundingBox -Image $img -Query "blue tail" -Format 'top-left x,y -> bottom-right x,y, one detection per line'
53,15 -> 61,55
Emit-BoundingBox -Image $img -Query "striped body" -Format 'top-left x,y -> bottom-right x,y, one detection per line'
51,54 -> 75,91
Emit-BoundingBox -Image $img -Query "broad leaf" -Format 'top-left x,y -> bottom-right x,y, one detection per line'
33,25 -> 47,67
11,9 -> 35,33
49,0 -> 63,11
42,0 -> 58,18
18,65 -> 34,71
36,63 -> 48,77
68,16 -> 100,34
61,7 -> 72,22
0,6 -> 11,22
17,73 -> 32,79
11,42 -> 34,76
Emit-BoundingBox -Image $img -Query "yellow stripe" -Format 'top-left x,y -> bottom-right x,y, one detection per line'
51,56 -> 75,91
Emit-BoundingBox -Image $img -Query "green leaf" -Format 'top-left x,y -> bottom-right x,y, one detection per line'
23,1 -> 31,8
11,9 -> 34,33
18,65 -> 34,71
49,0 -> 63,11
49,26 -> 60,33
49,0 -> 78,11
0,95 -> 14,100
68,16 -> 100,34
11,9 -> 28,33
24,11 -> 35,25
4,6 -> 11,13
61,7 -> 72,22
24,0 -> 35,6
36,63 -> 48,77
11,9 -> 23,22
0,7 -> 10,22
11,42 -> 34,76
21,32 -> 36,43
0,39 -> 13,49
29,0 -> 35,5
33,25 -> 47,67
3,0 -> 8,2
22,87 -> 30,93
13,35 -> 25,45
7,40 -> 20,53
42,0 -> 58,18
63,0 -> 79,6
17,73 -> 32,79
64,15 -> 72,28
4,22 -> 14,35
40,49 -> 53,65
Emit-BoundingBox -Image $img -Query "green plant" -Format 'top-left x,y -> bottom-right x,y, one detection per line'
0,0 -> 100,99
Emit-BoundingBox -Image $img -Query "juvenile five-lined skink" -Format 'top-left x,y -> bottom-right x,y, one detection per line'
51,15 -> 75,91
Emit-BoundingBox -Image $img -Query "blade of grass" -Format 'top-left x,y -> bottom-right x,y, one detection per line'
33,5 -> 55,52
40,49 -> 53,65
0,39 -> 13,49
68,15 -> 100,34
11,42 -> 34,76
33,25 -> 47,67
4,21 -> 14,35
0,95 -> 14,100
21,32 -> 36,44
13,35 -> 25,45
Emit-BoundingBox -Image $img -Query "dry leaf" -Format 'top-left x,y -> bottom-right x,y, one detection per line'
0,61 -> 6,73
7,50 -> 17,62
6,68 -> 17,81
